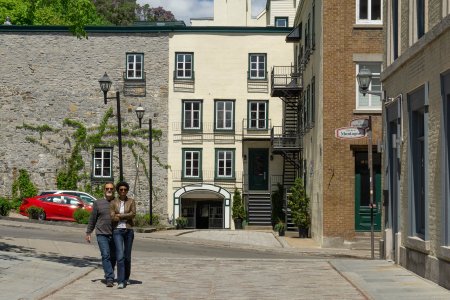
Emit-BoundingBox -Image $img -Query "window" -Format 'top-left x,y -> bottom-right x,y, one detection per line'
357,0 -> 382,24
183,100 -> 202,130
216,149 -> 235,179
126,53 -> 143,79
311,76 -> 315,126
248,101 -> 268,129
93,148 -> 112,179
444,0 -> 450,17
176,52 -> 193,79
408,86 -> 428,239
391,0 -> 399,60
275,17 -> 288,27
215,100 -> 234,131
416,0 -> 425,38
356,63 -> 382,109
183,149 -> 202,179
249,54 -> 267,80
442,72 -> 450,245
312,0 -> 316,49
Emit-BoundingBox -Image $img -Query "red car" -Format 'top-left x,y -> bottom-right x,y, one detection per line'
19,194 -> 93,222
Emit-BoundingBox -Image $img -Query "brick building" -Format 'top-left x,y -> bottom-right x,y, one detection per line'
280,0 -> 384,247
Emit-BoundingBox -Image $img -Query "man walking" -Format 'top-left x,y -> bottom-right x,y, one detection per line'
86,182 -> 116,287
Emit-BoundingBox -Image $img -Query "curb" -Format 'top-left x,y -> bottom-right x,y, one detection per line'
36,266 -> 97,300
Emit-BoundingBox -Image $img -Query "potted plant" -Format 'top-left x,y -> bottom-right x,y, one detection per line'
288,178 -> 310,238
175,216 -> 188,229
232,188 -> 246,229
274,220 -> 286,236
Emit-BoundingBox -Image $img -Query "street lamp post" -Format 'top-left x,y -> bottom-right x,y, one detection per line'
135,105 -> 153,225
357,67 -> 381,260
98,72 -> 124,182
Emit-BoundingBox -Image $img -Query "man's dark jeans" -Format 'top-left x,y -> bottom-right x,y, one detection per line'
113,228 -> 134,284
97,234 -> 116,283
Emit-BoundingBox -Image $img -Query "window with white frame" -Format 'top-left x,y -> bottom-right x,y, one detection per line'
176,52 -> 193,79
215,100 -> 234,131
126,53 -> 143,79
356,62 -> 382,109
408,86 -> 428,240
356,0 -> 382,24
183,149 -> 202,179
249,54 -> 267,80
93,148 -> 112,179
248,101 -> 268,129
216,149 -> 234,179
183,100 -> 202,130
444,0 -> 450,17
275,17 -> 288,27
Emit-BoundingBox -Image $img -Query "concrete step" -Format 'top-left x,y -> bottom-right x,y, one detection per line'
245,225 -> 272,230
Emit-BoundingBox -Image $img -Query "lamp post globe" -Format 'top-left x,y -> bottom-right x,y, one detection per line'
135,105 -> 145,128
98,72 -> 112,104
357,67 -> 373,96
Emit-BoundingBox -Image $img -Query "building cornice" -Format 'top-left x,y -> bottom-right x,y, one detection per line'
0,25 -> 292,34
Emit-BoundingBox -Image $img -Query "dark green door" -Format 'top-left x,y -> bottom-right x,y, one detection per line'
248,148 -> 269,190
355,152 -> 381,231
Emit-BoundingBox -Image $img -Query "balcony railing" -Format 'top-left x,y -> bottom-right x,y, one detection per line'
270,66 -> 302,97
241,119 -> 272,139
271,126 -> 302,151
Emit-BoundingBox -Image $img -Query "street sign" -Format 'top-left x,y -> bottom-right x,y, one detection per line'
335,127 -> 366,139
350,118 -> 369,129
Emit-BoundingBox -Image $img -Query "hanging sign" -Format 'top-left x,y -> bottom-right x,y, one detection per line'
335,127 -> 366,139
350,118 -> 369,129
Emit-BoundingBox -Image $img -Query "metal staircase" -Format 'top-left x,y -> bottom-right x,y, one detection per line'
247,192 -> 272,226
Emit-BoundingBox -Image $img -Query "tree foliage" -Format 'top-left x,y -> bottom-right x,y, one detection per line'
93,0 -> 137,25
135,4 -> 176,22
0,0 -> 107,38
288,178 -> 311,228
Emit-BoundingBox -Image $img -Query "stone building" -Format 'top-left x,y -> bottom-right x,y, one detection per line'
0,25 -> 172,219
381,0 -> 450,289
278,0 -> 384,247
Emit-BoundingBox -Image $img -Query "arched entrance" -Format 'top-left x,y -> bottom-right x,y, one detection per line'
173,184 -> 231,229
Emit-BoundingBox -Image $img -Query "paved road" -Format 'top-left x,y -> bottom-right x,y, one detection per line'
1,216 -> 450,300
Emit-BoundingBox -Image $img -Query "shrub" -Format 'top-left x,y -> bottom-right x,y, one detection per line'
0,197 -> 12,216
10,197 -> 22,212
175,216 -> 188,229
271,183 -> 285,227
73,208 -> 91,224
232,188 -> 246,220
134,213 -> 160,227
288,178 -> 310,228
26,206 -> 45,220
12,169 -> 38,200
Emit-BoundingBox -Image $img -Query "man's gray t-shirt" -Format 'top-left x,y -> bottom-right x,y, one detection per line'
86,198 -> 113,235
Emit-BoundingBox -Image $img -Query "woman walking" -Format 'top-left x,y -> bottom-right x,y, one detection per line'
111,181 -> 136,289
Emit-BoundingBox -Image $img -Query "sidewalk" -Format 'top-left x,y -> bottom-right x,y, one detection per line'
1,215 -> 450,299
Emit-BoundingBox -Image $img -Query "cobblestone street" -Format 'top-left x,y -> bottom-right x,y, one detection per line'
46,258 -> 365,300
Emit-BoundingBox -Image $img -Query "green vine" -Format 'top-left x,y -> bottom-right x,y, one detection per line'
20,106 -> 166,193
17,123 -> 59,139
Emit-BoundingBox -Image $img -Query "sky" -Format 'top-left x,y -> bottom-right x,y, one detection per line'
137,0 -> 267,25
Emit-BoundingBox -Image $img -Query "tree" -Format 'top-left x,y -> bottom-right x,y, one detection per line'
135,4 -> 176,22
0,0 -> 107,38
93,0 -> 137,25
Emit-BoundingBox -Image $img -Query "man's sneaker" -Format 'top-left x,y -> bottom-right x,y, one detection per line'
106,281 -> 114,287
126,280 -> 131,285
117,283 -> 125,289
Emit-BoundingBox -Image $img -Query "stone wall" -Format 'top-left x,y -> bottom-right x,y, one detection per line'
0,30 -> 169,219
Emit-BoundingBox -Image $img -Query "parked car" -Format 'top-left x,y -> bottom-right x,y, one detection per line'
19,194 -> 93,222
39,190 -> 97,206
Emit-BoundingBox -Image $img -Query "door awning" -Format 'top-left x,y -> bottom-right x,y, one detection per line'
285,26 -> 301,43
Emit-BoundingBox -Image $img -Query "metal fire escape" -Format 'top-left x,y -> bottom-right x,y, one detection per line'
270,66 -> 303,191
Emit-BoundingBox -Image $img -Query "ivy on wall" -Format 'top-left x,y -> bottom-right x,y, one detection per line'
18,107 -> 167,195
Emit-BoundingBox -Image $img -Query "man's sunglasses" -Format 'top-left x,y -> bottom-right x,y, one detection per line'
119,188 -> 128,192
104,187 -> 114,191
